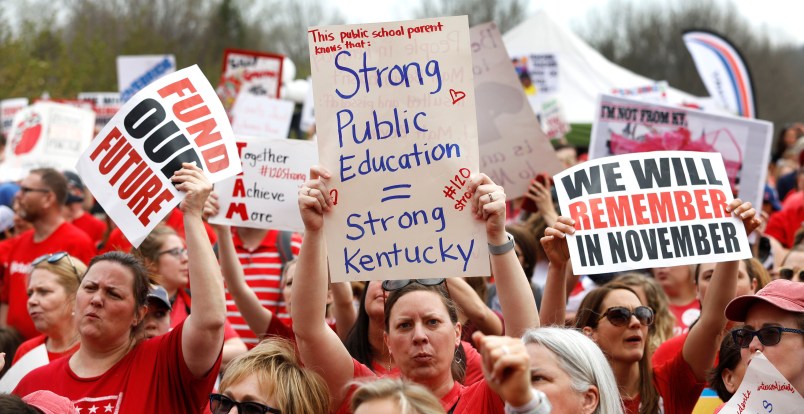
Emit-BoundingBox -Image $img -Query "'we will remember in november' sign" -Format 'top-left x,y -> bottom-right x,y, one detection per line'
308,16 -> 489,282
554,151 -> 751,275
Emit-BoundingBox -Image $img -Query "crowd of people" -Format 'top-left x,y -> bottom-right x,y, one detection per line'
0,118 -> 802,414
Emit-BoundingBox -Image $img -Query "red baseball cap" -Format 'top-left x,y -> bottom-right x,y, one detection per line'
22,390 -> 77,414
725,279 -> 804,322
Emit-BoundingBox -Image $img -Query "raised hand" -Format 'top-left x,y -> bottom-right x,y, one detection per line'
540,216 -> 575,264
298,165 -> 334,232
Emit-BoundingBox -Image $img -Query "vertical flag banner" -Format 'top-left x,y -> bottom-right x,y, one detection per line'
117,55 -> 177,102
308,16 -> 489,282
77,65 -> 240,248
683,30 -> 756,118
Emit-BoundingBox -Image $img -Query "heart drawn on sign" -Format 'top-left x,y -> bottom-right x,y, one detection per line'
449,89 -> 466,105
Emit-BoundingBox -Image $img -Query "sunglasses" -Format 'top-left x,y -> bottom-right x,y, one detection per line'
19,186 -> 51,195
209,394 -> 281,414
32,252 -> 79,278
381,278 -> 446,292
730,326 -> 804,348
777,267 -> 804,281
158,247 -> 187,258
597,306 -> 654,327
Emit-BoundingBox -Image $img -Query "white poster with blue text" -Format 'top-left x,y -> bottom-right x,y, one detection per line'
117,55 -> 176,102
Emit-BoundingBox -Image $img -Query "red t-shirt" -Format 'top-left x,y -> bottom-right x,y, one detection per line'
99,208 -> 218,253
623,344 -> 706,414
13,335 -> 80,364
765,203 -> 804,248
669,299 -> 700,337
651,331 -> 686,368
14,322 -> 221,413
226,230 -> 302,348
3,222 -> 96,339
71,212 -> 107,246
170,289 -> 240,342
336,359 -> 505,414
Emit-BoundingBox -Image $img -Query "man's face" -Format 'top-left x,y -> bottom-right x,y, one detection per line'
15,173 -> 52,221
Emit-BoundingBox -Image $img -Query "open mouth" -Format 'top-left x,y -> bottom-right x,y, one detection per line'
625,335 -> 642,344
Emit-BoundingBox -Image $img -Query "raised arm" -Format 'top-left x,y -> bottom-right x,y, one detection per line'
539,216 -> 575,326
447,277 -> 503,336
292,166 -> 356,406
469,174 -> 537,337
174,163 -> 226,377
330,281 -> 357,341
683,199 -> 760,381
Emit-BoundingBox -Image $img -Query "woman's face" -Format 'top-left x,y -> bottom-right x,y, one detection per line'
385,290 -> 460,384
142,302 -> 170,339
221,373 -> 278,413
281,263 -> 296,314
526,343 -> 597,414
587,289 -> 647,364
651,265 -> 692,294
155,234 -> 188,293
27,269 -> 74,335
364,281 -> 386,321
741,303 -> 804,391
75,261 -> 142,342
697,260 -> 754,302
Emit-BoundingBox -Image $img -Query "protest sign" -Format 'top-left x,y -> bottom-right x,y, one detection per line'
540,97 -> 571,140
230,93 -> 295,138
611,81 -> 669,103
300,77 -> 316,135
1,98 -> 29,135
0,343 -> 47,392
554,151 -> 752,275
77,65 -> 240,248
218,48 -> 284,113
117,55 -> 177,102
78,92 -> 123,130
308,16 -> 489,282
1,102 -> 95,180
210,137 -> 317,232
470,22 -> 562,199
589,94 -> 772,210
721,351 -> 802,414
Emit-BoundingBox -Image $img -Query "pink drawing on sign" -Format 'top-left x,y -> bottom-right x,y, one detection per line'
449,89 -> 466,104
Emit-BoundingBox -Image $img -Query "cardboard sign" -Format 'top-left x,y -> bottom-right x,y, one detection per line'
540,97 -> 571,140
117,55 -> 177,102
470,22 -> 561,199
1,102 -> 95,180
721,352 -> 802,414
554,151 -> 751,275
218,48 -> 284,113
0,98 -> 29,135
589,94 -> 772,211
77,65 -> 240,248
308,16 -> 489,282
78,92 -> 124,130
210,138 -> 318,231
611,81 -> 669,103
230,93 -> 295,139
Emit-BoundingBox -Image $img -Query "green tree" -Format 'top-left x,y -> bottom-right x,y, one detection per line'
414,0 -> 528,33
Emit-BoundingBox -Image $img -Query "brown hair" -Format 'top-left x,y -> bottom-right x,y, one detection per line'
30,168 -> 68,206
131,224 -> 176,281
29,254 -> 87,297
613,273 -> 675,354
506,223 -> 539,277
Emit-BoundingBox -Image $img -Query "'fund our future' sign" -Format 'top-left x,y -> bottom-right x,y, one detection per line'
308,16 -> 489,282
555,151 -> 752,275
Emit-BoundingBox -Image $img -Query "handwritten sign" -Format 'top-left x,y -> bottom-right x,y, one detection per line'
230,93 -> 295,138
611,81 -> 668,103
210,137 -> 317,231
554,151 -> 751,274
78,92 -> 123,131
540,97 -> 571,140
470,22 -> 561,199
308,16 -> 489,282
589,94 -> 772,210
77,65 -> 240,248
117,55 -> 176,102
1,102 -> 95,180
218,48 -> 284,114
721,351 -> 802,414
0,97 -> 28,135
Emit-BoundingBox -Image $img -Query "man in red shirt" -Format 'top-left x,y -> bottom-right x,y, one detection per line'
62,171 -> 107,246
1,168 -> 96,339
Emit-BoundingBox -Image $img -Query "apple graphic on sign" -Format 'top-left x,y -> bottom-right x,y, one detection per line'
12,112 -> 43,155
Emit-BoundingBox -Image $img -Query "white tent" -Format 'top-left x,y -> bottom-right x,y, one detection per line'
503,10 -> 726,124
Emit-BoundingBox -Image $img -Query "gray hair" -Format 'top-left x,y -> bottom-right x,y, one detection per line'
522,327 -> 624,414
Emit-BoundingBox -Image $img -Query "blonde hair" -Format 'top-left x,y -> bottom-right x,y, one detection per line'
220,338 -> 329,414
29,254 -> 87,296
350,378 -> 446,414
613,273 -> 675,353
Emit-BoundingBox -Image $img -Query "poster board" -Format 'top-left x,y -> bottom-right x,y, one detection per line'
218,48 -> 284,113
230,93 -> 295,139
77,65 -> 240,248
554,151 -> 752,275
0,98 -> 29,135
116,55 -> 177,102
588,94 -> 772,210
78,92 -> 123,131
721,352 -> 802,414
308,16 -> 489,282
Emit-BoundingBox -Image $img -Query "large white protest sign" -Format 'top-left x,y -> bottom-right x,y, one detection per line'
1,102 -> 95,180
218,48 -> 284,114
589,94 -> 772,211
210,138 -> 317,232
554,151 -> 752,275
117,55 -> 176,102
470,22 -> 562,199
78,92 -> 123,130
309,16 -> 489,282
0,343 -> 47,392
721,352 -> 802,414
230,93 -> 295,139
1,97 -> 28,135
77,65 -> 240,248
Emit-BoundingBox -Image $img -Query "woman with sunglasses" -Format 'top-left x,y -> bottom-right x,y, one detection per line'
541,199 -> 761,413
293,166 -> 541,413
13,163 -> 226,413
210,337 -> 330,414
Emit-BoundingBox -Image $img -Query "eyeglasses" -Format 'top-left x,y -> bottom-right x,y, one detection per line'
32,252 -> 79,278
777,267 -> 804,281
381,278 -> 446,292
730,326 -> 804,348
597,306 -> 655,327
158,247 -> 187,258
209,393 -> 281,414
19,186 -> 51,195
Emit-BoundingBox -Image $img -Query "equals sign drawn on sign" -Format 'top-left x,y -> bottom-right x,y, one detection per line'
381,184 -> 412,203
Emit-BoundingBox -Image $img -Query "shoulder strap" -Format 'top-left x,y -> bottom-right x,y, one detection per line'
276,231 -> 294,266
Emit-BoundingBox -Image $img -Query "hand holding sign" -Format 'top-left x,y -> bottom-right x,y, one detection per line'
725,199 -> 762,236
541,217 -> 575,264
173,163 -> 212,218
468,173 -> 507,244
298,166 -> 335,232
